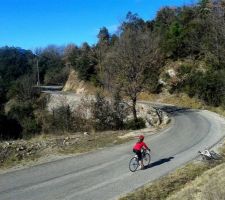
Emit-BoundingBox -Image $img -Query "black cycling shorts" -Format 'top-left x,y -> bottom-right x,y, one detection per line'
133,149 -> 142,161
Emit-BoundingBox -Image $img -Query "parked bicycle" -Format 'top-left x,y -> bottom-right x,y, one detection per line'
129,149 -> 151,172
198,149 -> 223,161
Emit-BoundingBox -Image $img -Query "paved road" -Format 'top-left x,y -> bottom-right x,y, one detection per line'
1,106 -> 225,200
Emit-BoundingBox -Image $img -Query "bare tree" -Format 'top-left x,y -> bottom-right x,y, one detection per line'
104,13 -> 161,123
96,27 -> 110,87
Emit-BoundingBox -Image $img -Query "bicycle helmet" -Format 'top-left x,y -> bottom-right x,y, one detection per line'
139,135 -> 144,139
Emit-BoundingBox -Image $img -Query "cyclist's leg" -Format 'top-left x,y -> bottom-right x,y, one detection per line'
140,149 -> 145,169
133,149 -> 143,169
133,149 -> 142,160
140,156 -> 144,169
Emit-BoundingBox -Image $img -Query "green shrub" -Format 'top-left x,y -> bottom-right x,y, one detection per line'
7,101 -> 41,138
91,92 -> 114,130
173,67 -> 225,108
44,66 -> 69,85
185,70 -> 225,107
91,91 -> 128,131
21,117 -> 41,138
51,105 -> 73,132
125,118 -> 146,130
0,112 -> 22,140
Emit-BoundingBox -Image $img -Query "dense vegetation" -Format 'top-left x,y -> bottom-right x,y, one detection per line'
0,0 -> 225,140
0,46 -> 69,140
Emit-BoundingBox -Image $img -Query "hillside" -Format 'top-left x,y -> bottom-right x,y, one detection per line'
0,0 -> 225,199
167,162 -> 225,200
63,69 -> 97,94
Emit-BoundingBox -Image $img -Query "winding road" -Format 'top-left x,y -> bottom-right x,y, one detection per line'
0,106 -> 225,200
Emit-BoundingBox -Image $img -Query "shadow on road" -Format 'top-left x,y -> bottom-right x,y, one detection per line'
145,157 -> 174,169
139,101 -> 200,117
156,105 -> 199,117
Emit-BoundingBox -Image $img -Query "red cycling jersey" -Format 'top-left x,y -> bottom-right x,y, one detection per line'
133,141 -> 149,151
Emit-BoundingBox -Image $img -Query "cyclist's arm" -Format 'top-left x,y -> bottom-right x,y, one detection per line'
143,143 -> 151,151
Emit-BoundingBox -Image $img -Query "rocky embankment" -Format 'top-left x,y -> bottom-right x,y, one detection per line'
135,103 -> 170,127
0,134 -> 88,169
47,92 -> 170,127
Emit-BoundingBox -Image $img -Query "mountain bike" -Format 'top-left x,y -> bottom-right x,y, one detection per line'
129,149 -> 151,172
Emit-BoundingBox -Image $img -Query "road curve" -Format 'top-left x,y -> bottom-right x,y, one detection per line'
0,106 -> 225,200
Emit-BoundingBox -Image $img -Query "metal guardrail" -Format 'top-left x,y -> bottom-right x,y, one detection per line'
33,85 -> 63,91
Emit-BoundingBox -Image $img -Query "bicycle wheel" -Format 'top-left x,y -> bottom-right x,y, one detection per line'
143,153 -> 151,166
210,151 -> 222,160
129,157 -> 139,172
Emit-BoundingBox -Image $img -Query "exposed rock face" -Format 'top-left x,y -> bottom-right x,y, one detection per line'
47,92 -> 84,111
47,92 -> 170,128
63,70 -> 97,95
63,70 -> 87,94
130,103 -> 170,127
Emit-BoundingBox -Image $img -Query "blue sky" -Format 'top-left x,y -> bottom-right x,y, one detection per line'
0,0 -> 197,50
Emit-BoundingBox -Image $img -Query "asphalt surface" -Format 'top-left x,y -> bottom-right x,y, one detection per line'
1,106 -> 225,200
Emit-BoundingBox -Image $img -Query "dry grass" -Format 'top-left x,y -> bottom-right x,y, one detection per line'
1,153 -> 38,169
139,92 -> 204,109
120,163 -> 214,200
139,92 -> 160,102
57,131 -> 132,154
206,106 -> 225,118
167,163 -> 225,200
162,94 -> 204,109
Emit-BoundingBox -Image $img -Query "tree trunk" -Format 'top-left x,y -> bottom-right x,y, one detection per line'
132,97 -> 138,123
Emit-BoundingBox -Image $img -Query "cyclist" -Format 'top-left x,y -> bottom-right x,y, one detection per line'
133,135 -> 150,170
